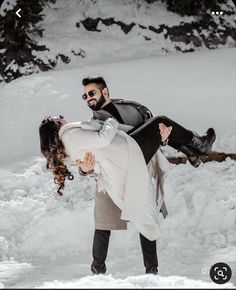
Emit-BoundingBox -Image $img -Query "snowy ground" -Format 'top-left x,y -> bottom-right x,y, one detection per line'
0,157 -> 236,288
0,48 -> 236,288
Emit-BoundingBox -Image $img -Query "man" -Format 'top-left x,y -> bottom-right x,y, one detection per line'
77,76 -> 172,275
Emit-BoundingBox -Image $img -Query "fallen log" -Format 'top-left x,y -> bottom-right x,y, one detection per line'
167,151 -> 236,165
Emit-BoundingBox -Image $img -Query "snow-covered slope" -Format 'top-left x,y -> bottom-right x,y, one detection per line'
36,273 -> 234,288
0,48 -> 236,288
39,0 -> 236,65
33,0 -> 236,73
0,156 -> 236,288
1,0 -> 236,83
0,47 -> 235,165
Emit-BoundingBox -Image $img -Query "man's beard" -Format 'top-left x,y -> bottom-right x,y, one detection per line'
88,93 -> 106,111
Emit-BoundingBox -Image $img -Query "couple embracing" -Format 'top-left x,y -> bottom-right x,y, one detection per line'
39,76 -> 216,275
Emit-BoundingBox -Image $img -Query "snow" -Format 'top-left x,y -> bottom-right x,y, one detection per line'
0,0 -> 17,17
1,48 -> 236,166
39,0 -> 196,65
0,46 -> 236,288
1,0 -> 236,281
0,156 -> 236,288
31,0 -> 236,68
37,274 -> 234,288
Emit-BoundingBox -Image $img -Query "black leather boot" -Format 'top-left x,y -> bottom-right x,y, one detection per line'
179,144 -> 201,168
91,264 -> 106,275
188,128 -> 216,155
146,267 -> 158,275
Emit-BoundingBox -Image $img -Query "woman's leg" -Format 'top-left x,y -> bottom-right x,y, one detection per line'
151,115 -> 194,145
129,116 -> 215,166
129,115 -> 194,164
129,116 -> 193,150
129,117 -> 162,164
153,116 -> 216,156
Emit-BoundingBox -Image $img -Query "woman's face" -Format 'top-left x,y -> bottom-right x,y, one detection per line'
51,115 -> 69,127
59,117 -> 68,127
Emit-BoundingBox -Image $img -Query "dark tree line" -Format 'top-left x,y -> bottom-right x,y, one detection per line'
145,0 -> 228,15
165,0 -> 228,16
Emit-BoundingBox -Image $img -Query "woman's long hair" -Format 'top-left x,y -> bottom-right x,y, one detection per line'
39,116 -> 74,195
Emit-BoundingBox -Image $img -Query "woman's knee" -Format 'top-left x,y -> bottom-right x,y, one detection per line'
153,115 -> 170,126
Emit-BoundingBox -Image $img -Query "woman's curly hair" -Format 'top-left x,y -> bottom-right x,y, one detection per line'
39,116 -> 74,195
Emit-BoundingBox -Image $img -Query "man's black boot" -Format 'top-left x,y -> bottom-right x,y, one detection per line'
188,128 -> 216,155
179,144 -> 201,168
91,264 -> 106,275
146,266 -> 158,275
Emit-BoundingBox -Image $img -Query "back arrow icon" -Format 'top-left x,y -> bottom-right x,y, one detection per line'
16,8 -> 21,18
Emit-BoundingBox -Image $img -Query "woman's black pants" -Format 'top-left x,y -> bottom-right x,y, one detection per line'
129,115 -> 193,164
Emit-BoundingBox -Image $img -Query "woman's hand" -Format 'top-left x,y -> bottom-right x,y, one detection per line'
159,123 -> 172,142
76,152 -> 96,173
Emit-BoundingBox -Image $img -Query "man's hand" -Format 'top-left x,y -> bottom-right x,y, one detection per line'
159,123 -> 172,142
76,152 -> 95,173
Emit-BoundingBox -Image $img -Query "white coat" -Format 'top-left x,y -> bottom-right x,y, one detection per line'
59,118 -> 169,240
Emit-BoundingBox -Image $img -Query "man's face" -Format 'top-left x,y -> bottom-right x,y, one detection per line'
82,83 -> 106,111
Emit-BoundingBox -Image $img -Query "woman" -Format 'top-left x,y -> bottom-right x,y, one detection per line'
39,115 -> 215,240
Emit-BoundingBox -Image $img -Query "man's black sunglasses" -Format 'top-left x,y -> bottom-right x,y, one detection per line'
82,90 -> 96,100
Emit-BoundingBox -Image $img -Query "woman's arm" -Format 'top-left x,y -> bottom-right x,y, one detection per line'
63,118 -> 119,150
117,123 -> 134,133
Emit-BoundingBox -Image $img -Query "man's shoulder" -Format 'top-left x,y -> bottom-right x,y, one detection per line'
111,98 -> 149,111
111,98 -> 144,107
111,98 -> 152,114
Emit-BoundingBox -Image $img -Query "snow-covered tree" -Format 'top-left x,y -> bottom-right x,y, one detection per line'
164,0 -> 228,16
0,0 -> 56,83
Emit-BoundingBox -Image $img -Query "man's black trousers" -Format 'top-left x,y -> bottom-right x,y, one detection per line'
91,230 -> 158,274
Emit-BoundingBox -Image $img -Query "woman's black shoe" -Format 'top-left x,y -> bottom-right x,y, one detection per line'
189,128 -> 216,155
179,145 -> 201,168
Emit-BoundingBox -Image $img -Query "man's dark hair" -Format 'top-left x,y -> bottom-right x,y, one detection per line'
82,76 -> 107,90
